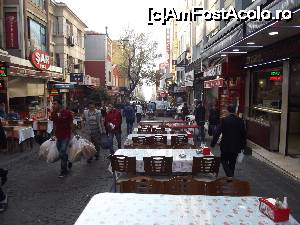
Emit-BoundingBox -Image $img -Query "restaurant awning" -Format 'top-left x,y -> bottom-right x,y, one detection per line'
8,78 -> 45,98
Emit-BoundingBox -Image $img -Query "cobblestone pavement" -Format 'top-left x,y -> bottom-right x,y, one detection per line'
0,121 -> 129,225
0,117 -> 299,224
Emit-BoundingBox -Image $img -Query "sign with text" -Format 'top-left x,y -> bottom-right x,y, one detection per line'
0,62 -> 7,77
70,73 -> 84,82
204,64 -> 222,78
31,50 -> 51,70
204,78 -> 224,88
5,12 -> 18,49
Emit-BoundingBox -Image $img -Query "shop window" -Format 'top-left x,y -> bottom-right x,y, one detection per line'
55,53 -> 60,67
28,19 -> 47,51
251,67 -> 282,110
109,71 -> 112,82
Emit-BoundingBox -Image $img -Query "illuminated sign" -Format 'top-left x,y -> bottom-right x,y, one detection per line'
50,88 -> 60,96
0,62 -> 7,77
269,76 -> 282,81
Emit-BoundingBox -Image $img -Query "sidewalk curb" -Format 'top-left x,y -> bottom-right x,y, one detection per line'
248,141 -> 300,183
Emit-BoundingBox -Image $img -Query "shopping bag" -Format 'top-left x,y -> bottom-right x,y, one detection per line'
237,150 -> 245,163
68,135 -> 85,162
46,142 -> 60,163
82,144 -> 97,159
39,137 -> 56,161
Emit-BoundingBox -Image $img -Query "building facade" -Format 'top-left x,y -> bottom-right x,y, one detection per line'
85,31 -> 112,88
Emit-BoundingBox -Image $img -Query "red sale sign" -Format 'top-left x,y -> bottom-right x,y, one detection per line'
31,50 -> 51,70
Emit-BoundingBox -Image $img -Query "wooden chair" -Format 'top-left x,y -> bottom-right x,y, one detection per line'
153,135 -> 167,145
171,135 -> 188,146
206,177 -> 251,196
143,156 -> 173,176
37,121 -> 48,137
164,176 -> 206,195
152,127 -> 167,134
132,136 -> 152,145
23,120 -> 33,127
120,176 -> 163,194
192,156 -> 221,181
3,127 -> 19,153
110,155 -> 136,192
138,127 -> 151,134
7,120 -> 19,126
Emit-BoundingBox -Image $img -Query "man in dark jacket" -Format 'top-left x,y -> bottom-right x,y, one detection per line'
194,100 -> 206,143
208,105 -> 220,136
211,105 -> 246,177
123,103 -> 135,135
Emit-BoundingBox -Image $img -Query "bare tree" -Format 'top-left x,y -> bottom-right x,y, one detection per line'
119,28 -> 160,96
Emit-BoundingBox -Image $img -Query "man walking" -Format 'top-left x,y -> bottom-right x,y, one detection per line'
194,100 -> 206,143
135,103 -> 143,123
83,102 -> 105,162
211,105 -> 246,177
208,104 -> 220,137
105,104 -> 122,154
123,103 -> 135,135
51,99 -> 73,178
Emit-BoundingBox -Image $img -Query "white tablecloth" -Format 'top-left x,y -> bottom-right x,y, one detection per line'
132,127 -> 172,134
74,193 -> 299,225
32,121 -> 53,134
18,127 -> 35,144
127,133 -> 189,145
114,148 -> 212,173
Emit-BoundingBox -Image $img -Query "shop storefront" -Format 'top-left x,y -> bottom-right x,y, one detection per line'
244,34 -> 300,155
7,50 -> 63,119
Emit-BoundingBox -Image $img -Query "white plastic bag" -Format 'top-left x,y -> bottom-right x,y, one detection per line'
39,138 -> 56,161
237,150 -> 244,163
46,142 -> 60,163
68,136 -> 84,162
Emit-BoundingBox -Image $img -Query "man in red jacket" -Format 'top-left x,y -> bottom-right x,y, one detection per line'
105,104 -> 122,154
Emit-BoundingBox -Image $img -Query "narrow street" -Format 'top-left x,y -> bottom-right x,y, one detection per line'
0,118 -> 299,225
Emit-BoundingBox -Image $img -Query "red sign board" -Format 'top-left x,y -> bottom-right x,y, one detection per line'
204,78 -> 224,89
5,12 -> 19,49
269,76 -> 282,81
31,50 -> 51,70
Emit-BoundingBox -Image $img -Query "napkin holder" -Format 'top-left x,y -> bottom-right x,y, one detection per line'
259,198 -> 290,222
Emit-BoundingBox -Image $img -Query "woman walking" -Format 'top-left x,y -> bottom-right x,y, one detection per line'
83,101 -> 105,162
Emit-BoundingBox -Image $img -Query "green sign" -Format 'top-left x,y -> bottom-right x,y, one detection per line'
265,71 -> 281,76
0,62 -> 7,77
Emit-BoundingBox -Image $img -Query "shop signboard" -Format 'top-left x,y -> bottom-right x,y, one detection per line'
204,78 -> 224,88
0,62 -> 7,77
204,64 -> 222,78
70,73 -> 84,83
50,88 -> 60,96
31,50 -> 51,70
269,76 -> 282,81
5,12 -> 18,49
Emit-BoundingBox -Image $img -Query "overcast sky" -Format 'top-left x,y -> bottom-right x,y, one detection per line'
60,0 -> 181,60
59,0 -> 182,101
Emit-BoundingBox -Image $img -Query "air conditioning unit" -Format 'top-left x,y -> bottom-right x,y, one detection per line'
68,36 -> 75,47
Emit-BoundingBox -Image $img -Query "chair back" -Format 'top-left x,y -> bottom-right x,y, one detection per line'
206,177 -> 251,196
3,127 -> 16,139
143,156 -> 173,176
132,136 -> 151,145
171,135 -> 188,146
23,120 -> 33,127
192,156 -> 221,177
138,127 -> 151,134
111,155 -> 136,173
7,120 -> 19,126
164,176 -> 206,195
120,176 -> 163,194
37,121 -> 48,131
152,127 -> 167,134
153,135 -> 167,145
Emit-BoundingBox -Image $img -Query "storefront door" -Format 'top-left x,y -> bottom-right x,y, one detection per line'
287,59 -> 300,157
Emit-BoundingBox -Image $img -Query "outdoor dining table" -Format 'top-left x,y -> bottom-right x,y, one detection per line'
114,148 -> 213,173
139,119 -> 186,124
132,127 -> 172,134
3,125 -> 35,144
74,193 -> 299,225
